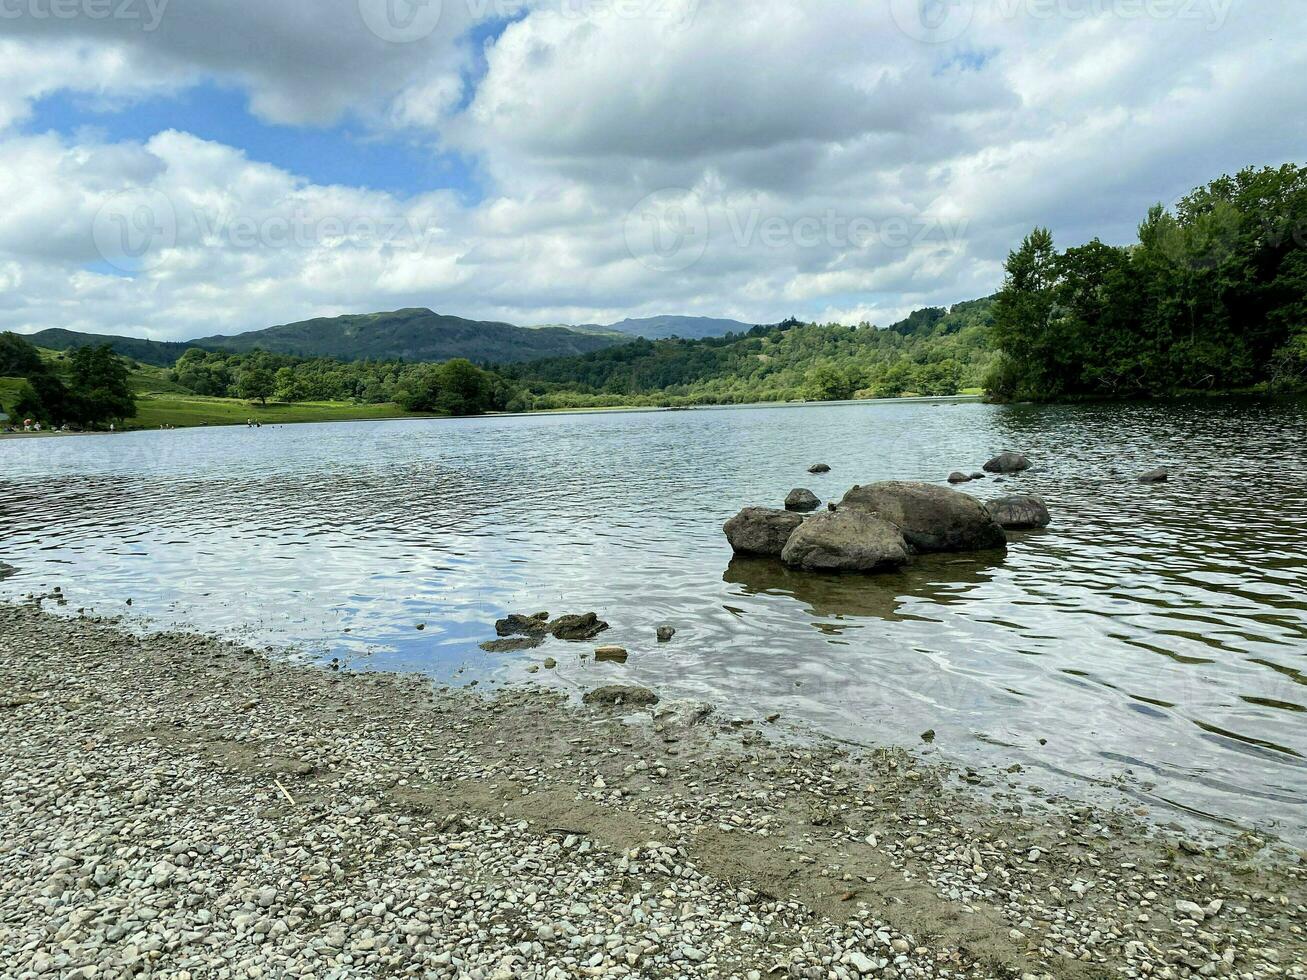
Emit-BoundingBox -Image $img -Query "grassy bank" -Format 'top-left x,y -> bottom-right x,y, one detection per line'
124,393 -> 429,430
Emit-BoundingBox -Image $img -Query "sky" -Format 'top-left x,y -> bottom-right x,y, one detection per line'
0,0 -> 1302,341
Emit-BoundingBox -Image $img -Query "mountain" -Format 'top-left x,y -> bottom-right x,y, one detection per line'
604,315 -> 755,340
24,329 -> 203,368
190,309 -> 624,363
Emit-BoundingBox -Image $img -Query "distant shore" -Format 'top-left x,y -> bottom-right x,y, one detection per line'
1,393 -> 985,440
2,598 -> 1303,977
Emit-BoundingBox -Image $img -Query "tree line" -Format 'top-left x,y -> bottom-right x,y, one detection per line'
0,334 -> 136,428
989,163 -> 1307,400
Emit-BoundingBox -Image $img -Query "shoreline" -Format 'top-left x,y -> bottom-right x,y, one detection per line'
0,395 -> 985,440
2,600 -> 1303,978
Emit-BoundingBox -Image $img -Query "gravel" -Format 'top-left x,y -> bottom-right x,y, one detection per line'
1,600 -> 1304,979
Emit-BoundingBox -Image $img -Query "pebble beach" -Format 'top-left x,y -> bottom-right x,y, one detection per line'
1,600 -> 1304,979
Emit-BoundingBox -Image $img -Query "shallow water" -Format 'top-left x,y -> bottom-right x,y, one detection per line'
3,397 -> 1306,840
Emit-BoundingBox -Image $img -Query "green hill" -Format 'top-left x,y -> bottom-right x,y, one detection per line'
501,299 -> 996,408
25,329 -> 201,368
193,309 -> 622,364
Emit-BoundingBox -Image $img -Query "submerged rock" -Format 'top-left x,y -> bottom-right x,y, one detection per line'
947,472 -> 972,484
1138,467 -> 1170,483
841,481 -> 1007,553
785,488 -> 821,512
983,452 -> 1032,474
656,625 -> 676,643
985,494 -> 1051,530
480,637 -> 545,654
582,685 -> 659,708
780,509 -> 910,573
808,463 -> 832,474
550,613 -> 610,641
723,507 -> 806,558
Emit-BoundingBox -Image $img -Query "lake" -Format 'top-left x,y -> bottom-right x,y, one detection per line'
3,397 -> 1306,841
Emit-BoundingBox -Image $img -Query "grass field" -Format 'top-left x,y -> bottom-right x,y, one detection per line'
126,394 -> 427,430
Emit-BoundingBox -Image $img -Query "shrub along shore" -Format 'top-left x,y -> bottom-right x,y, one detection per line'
1,598 -> 1304,978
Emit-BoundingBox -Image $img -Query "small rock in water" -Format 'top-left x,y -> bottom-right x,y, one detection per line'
808,463 -> 832,474
495,613 -> 551,637
985,494 -> 1051,530
656,625 -> 676,643
920,729 -> 936,743
983,451 -> 1032,474
549,613 -> 610,641
785,488 -> 821,512
594,645 -> 628,663
542,658 -> 558,670
480,637 -> 544,654
947,471 -> 972,484
1138,466 -> 1170,483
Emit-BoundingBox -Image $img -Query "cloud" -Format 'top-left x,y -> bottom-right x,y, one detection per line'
0,0 -> 1304,340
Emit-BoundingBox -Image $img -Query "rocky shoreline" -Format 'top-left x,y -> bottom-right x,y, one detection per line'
2,601 -> 1304,979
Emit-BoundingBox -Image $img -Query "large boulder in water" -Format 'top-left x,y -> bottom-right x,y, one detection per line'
840,481 -> 1007,554
785,488 -> 821,512
985,494 -> 1051,530
983,452 -> 1032,474
724,507 -> 807,557
780,509 -> 910,573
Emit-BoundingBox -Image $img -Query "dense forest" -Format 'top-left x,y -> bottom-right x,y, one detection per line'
989,164 -> 1307,400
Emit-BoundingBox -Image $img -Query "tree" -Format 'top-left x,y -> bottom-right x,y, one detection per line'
395,359 -> 498,415
66,345 -> 137,427
237,365 -> 276,406
0,332 -> 45,377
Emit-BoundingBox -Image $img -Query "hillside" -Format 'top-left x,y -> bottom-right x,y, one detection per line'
193,309 -> 622,364
24,329 -> 202,368
533,315 -> 755,340
502,299 -> 996,408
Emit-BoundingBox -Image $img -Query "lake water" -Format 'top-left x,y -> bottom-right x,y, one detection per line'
3,398 -> 1306,841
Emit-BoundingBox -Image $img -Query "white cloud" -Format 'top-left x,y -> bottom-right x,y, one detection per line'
0,0 -> 1304,340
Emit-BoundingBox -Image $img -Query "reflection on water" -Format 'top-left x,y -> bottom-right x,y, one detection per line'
724,552 -> 1007,623
2,396 -> 1306,841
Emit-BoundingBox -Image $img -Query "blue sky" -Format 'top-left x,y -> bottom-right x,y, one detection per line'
24,81 -> 484,202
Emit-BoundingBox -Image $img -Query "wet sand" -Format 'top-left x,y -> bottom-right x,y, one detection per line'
1,599 -> 1303,978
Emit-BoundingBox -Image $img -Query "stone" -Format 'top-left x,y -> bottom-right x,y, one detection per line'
947,472 -> 972,484
652,700 -> 715,730
594,645 -> 628,663
983,452 -> 1032,474
480,637 -> 545,654
808,463 -> 832,474
1138,467 -> 1169,483
840,481 -> 1007,554
723,507 -> 806,558
656,626 -> 676,643
984,494 -> 1051,530
549,613 -> 609,641
780,509 -> 910,573
784,488 -> 821,512
495,613 -> 550,638
582,685 -> 659,707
